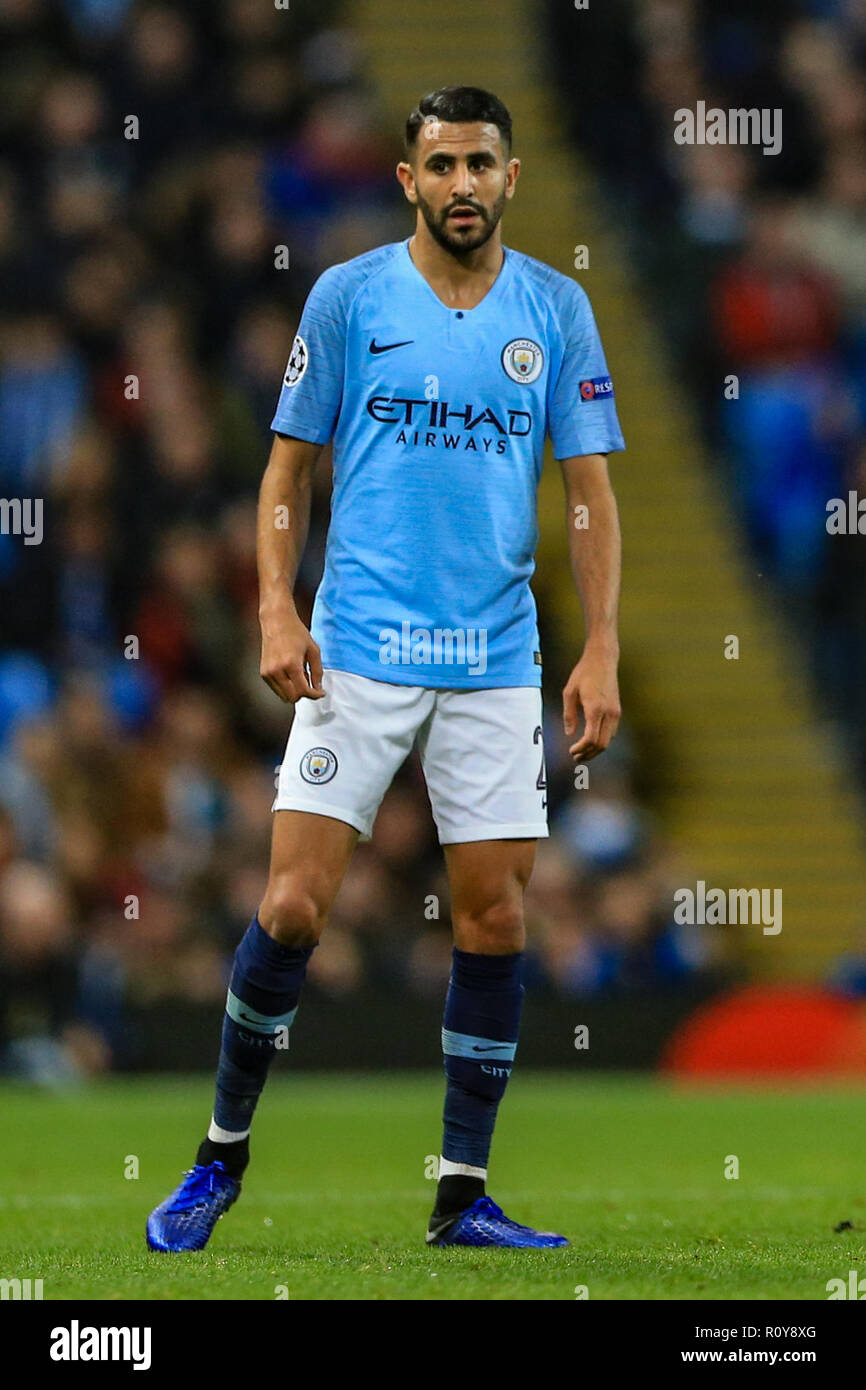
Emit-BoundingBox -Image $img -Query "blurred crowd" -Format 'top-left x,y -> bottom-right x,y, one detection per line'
548,0 -> 866,775
0,0 -> 724,1082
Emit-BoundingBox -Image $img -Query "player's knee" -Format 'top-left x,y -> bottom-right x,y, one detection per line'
454,896 -> 525,954
259,874 -> 327,947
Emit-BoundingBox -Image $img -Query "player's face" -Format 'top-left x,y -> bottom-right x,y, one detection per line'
401,122 -> 518,255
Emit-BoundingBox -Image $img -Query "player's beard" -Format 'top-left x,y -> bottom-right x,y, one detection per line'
415,187 -> 507,257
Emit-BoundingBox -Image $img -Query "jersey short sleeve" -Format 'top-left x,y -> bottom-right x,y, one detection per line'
548,283 -> 625,460
271,266 -> 348,444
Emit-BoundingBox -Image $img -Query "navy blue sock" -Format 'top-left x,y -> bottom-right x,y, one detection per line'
440,947 -> 524,1173
208,915 -> 314,1141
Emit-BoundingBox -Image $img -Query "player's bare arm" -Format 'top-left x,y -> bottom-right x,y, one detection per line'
257,432 -> 325,704
560,451 -> 622,763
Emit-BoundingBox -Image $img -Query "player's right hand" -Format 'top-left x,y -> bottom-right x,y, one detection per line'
259,608 -> 325,703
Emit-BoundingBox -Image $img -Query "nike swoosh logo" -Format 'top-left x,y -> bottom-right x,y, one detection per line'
239,1012 -> 264,1024
472,1044 -> 507,1053
369,338 -> 414,354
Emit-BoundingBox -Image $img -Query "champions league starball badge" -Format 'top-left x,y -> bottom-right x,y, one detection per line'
284,334 -> 309,387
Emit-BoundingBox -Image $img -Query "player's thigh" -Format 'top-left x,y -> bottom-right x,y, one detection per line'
260,809 -> 358,943
266,669 -> 430,941
444,838 -> 537,953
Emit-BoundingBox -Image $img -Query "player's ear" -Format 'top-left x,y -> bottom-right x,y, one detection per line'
505,157 -> 520,199
396,160 -> 418,204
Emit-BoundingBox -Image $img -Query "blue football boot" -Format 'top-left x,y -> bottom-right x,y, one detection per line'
146,1161 -> 240,1252
426,1195 -> 569,1247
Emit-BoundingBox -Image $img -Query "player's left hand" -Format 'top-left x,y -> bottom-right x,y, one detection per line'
563,645 -> 621,762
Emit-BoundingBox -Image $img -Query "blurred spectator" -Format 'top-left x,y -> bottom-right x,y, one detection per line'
0,859 -> 110,1083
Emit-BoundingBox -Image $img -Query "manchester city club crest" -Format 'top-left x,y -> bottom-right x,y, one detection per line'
300,746 -> 338,785
501,338 -> 544,384
283,334 -> 309,387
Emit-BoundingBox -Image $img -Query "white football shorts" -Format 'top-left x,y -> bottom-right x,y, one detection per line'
273,668 -> 549,844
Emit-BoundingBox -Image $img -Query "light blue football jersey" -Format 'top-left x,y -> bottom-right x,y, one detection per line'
270,238 -> 625,688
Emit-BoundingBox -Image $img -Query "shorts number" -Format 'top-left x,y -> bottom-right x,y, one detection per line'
533,725 -> 547,806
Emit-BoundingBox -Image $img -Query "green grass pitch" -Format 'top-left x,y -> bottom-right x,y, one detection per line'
2,1073 -> 865,1300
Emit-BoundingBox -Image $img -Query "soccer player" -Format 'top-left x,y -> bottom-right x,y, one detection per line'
147,85 -> 624,1252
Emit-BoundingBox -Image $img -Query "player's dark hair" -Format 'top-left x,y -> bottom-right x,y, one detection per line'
405,86 -> 513,157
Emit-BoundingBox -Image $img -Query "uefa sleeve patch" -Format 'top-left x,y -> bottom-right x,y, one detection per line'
579,376 -> 614,401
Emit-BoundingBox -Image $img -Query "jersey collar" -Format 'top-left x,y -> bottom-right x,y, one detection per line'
401,237 -> 511,316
